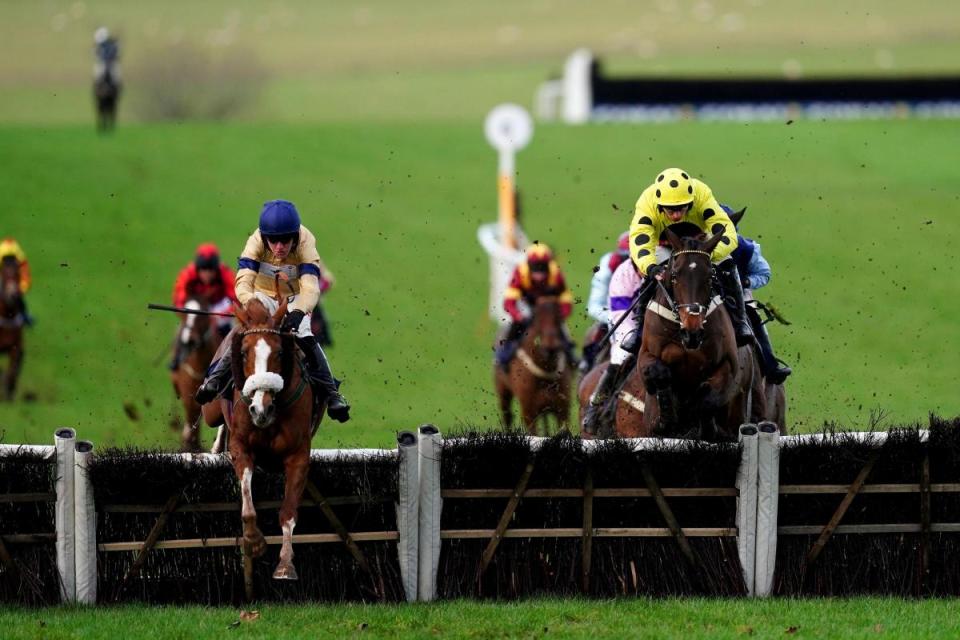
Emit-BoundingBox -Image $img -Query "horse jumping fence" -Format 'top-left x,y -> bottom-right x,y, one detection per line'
2,416 -> 959,604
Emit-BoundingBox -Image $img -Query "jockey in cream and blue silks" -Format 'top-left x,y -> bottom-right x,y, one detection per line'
195,199 -> 350,423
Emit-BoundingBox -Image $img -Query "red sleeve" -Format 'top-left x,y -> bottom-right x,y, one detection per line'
504,298 -> 523,322
220,265 -> 237,302
172,265 -> 195,308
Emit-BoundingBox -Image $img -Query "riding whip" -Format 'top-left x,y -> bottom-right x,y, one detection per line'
147,303 -> 235,318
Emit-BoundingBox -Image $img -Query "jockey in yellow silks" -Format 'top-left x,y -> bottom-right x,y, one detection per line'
195,200 -> 350,423
0,237 -> 33,326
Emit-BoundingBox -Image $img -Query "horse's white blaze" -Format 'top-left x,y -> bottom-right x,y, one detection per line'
240,467 -> 254,518
689,262 -> 698,270
250,338 -> 271,413
180,300 -> 200,343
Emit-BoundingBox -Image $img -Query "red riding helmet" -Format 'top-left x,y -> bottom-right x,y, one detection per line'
194,243 -> 221,270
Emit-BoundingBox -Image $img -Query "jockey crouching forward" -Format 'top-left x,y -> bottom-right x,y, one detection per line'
169,243 -> 236,370
581,231 -> 630,372
628,168 -> 752,347
195,200 -> 350,423
495,243 -> 575,370
0,237 -> 33,326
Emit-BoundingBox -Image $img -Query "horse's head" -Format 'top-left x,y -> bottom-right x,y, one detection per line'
663,228 -> 724,350
530,296 -> 565,355
178,297 -> 211,355
231,297 -> 292,429
1,256 -> 21,309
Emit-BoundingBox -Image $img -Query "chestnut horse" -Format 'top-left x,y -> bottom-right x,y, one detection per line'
225,295 -> 320,580
577,360 -> 647,438
170,297 -> 224,452
0,256 -> 25,400
639,230 -> 765,441
494,296 -> 571,434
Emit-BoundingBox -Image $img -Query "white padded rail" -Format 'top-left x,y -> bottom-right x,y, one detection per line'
73,440 -> 96,605
417,425 -> 442,602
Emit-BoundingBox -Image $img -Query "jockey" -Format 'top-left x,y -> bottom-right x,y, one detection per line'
93,27 -> 120,82
724,205 -> 792,384
629,168 -> 752,346
586,231 -> 631,325
194,200 -> 350,423
0,237 -> 33,326
169,243 -> 236,370
495,243 -> 574,370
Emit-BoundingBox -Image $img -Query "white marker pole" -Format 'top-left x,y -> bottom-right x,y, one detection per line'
484,104 -> 533,250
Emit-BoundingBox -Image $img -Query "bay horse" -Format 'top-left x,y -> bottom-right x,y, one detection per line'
638,230 -> 765,441
170,297 -> 223,452
577,360 -> 647,438
226,295 -> 321,580
93,70 -> 121,133
0,256 -> 25,400
494,296 -> 571,434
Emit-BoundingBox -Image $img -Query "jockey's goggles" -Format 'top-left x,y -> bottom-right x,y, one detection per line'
529,262 -> 549,273
263,233 -> 297,245
658,203 -> 692,214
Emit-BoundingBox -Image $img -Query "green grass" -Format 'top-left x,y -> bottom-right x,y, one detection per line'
3,598 -> 960,639
0,119 -> 958,448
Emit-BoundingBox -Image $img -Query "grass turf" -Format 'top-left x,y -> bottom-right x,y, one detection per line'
3,598 -> 960,639
0,119 -> 958,448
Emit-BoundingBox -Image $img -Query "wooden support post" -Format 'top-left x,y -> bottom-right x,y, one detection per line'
804,450 -> 881,568
242,543 -> 255,603
919,453 -> 931,594
303,481 -> 372,576
581,468 -> 594,594
478,458 -> 537,577
0,535 -> 47,603
640,464 -> 695,565
112,490 -> 182,601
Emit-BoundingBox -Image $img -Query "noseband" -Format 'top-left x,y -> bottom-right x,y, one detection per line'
236,327 -> 307,415
650,249 -> 723,325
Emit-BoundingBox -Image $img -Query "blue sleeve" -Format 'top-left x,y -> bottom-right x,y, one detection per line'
586,253 -> 613,323
745,242 -> 771,290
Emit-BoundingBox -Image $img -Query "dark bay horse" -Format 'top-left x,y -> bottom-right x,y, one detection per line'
577,360 -> 647,438
638,230 -> 765,441
494,296 -> 571,434
0,256 -> 25,400
170,297 -> 224,452
225,296 -> 321,580
94,70 -> 121,132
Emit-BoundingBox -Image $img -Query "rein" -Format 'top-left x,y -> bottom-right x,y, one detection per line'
650,249 -> 722,324
235,327 -> 307,414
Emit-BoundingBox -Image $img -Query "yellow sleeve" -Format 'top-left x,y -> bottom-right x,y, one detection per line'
291,275 -> 320,313
629,187 -> 662,276
289,227 -> 322,312
695,184 -> 738,262
235,231 -> 262,305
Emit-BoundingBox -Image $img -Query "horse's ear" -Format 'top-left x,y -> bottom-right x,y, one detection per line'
729,207 -> 746,227
271,297 -> 288,328
233,302 -> 250,327
703,232 -> 725,254
663,227 -> 685,251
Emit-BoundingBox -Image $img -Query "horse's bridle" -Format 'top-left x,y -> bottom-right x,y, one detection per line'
235,327 -> 306,413
658,249 -> 715,318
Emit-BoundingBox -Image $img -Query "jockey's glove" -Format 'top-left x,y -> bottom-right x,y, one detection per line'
646,264 -> 665,279
281,310 -> 305,333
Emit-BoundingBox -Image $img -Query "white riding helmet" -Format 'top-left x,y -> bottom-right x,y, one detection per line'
94,27 -> 110,44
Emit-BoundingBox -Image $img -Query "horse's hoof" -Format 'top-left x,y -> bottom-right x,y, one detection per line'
245,534 -> 267,559
273,564 -> 299,581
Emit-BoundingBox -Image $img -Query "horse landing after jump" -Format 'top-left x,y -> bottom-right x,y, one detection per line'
0,256 -> 25,400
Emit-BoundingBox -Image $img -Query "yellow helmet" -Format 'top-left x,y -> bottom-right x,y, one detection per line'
653,168 -> 694,207
525,243 -> 553,265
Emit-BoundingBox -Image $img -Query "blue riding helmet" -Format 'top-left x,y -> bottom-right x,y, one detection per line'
259,200 -> 301,238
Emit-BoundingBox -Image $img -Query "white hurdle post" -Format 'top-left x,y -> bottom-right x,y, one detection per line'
396,431 -> 420,602
753,421 -> 781,597
73,440 -> 97,605
54,428 -> 77,603
735,424 -> 760,596
417,424 -> 442,602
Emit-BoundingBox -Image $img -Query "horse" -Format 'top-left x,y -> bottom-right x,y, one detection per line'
93,70 -> 121,132
494,296 -> 571,434
638,229 -> 766,441
0,256 -> 25,400
577,360 -> 647,438
170,297 -> 224,452
225,294 -> 321,580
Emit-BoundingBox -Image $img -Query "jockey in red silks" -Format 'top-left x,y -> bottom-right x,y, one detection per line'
169,243 -> 237,370
0,237 -> 33,326
495,243 -> 575,370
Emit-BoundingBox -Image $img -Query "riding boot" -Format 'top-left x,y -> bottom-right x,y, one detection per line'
296,336 -> 350,423
195,355 -> 232,404
627,279 -> 659,347
581,363 -> 622,435
169,342 -> 183,372
495,321 -> 525,372
717,260 -> 753,347
17,297 -> 33,327
751,318 -> 792,384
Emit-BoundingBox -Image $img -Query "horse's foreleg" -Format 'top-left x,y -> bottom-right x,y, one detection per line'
495,373 -> 514,428
233,452 -> 266,558
274,451 -> 310,580
5,344 -> 23,400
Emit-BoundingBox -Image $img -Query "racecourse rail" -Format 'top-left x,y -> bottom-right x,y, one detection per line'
1,419 -> 958,604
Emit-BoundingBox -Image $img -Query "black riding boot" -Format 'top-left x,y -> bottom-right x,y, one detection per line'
297,336 -> 350,423
195,355 -> 232,404
169,341 -> 183,371
496,321 -> 526,371
581,363 -> 622,435
717,261 -> 753,347
748,309 -> 792,384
